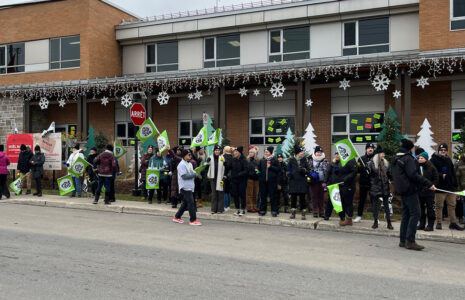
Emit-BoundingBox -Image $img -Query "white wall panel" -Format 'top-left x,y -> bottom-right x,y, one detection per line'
310,22 -> 342,58
390,13 -> 419,52
25,39 -> 49,64
122,45 -> 145,75
179,38 -> 203,70
240,31 -> 267,65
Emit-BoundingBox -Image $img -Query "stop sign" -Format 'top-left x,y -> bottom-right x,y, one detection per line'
130,103 -> 146,126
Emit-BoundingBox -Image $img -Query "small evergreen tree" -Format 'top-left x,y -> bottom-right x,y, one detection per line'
275,143 -> 283,155
377,106 -> 402,161
302,122 -> 318,154
140,136 -> 158,155
95,132 -> 108,154
281,128 -> 295,161
415,118 -> 437,157
84,125 -> 96,157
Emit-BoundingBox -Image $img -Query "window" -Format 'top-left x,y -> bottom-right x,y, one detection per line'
249,117 -> 295,145
331,113 -> 384,144
269,27 -> 310,62
204,35 -> 240,68
115,122 -> 136,146
343,17 -> 389,56
0,43 -> 25,74
55,124 -> 77,160
178,120 -> 204,146
146,41 -> 178,72
451,0 -> 465,30
452,110 -> 465,142
50,35 -> 80,70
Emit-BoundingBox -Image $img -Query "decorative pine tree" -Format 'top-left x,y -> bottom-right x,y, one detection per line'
415,118 -> 437,157
302,122 -> 318,155
140,136 -> 158,155
84,125 -> 96,156
377,106 -> 402,161
204,113 -> 215,157
275,143 -> 283,155
453,123 -> 465,159
281,128 -> 295,161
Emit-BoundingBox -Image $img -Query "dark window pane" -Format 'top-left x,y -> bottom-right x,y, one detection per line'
358,44 -> 389,54
203,61 -> 215,68
128,123 -> 136,138
454,0 -> 465,17
157,41 -> 178,65
451,19 -> 465,30
333,116 -> 347,132
60,36 -> 80,61
250,137 -> 264,145
251,119 -> 263,135
180,122 -> 191,136
7,43 -> 25,66
7,66 -> 24,73
270,30 -> 281,53
0,68 -> 5,74
50,39 -> 60,62
205,38 -> 214,60
216,35 -> 240,59
349,113 -> 384,134
147,44 -> 156,65
343,48 -> 357,56
265,117 -> 295,136
350,135 -> 378,144
0,46 -> 5,66
192,120 -> 204,136
51,62 -> 60,69
179,138 -> 191,146
359,18 -> 389,46
283,52 -> 309,61
283,27 -> 309,53
332,135 -> 348,144
146,66 -> 157,73
344,22 -> 356,46
216,58 -> 239,67
116,124 -> 126,138
269,55 -> 282,62
61,60 -> 80,68
454,111 -> 465,130
157,64 -> 178,72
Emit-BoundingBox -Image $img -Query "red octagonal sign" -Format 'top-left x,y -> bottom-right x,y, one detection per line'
130,103 -> 146,126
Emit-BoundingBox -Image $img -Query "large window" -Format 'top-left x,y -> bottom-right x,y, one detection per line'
178,120 -> 204,146
204,35 -> 240,68
269,27 -> 310,62
146,41 -> 178,72
343,17 -> 389,56
50,35 -> 80,70
115,122 -> 136,146
451,0 -> 465,30
249,117 -> 295,145
0,43 -> 25,74
452,110 -> 465,142
331,113 -> 384,144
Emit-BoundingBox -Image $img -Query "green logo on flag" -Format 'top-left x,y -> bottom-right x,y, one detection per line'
334,138 -> 359,167
114,141 -> 127,158
146,169 -> 160,190
328,183 -> 343,213
136,118 -> 159,142
191,126 -> 208,147
207,128 -> 221,146
57,175 -> 75,196
10,177 -> 22,195
157,130 -> 170,153
68,157 -> 89,177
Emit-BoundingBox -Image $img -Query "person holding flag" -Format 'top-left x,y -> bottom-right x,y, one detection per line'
140,145 -> 154,202
86,147 -> 99,197
93,144 -> 117,205
66,144 -> 85,198
354,142 -> 375,223
206,145 -> 226,214
147,147 -> 169,204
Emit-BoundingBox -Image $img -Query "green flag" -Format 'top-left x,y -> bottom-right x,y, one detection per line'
157,130 -> 170,153
68,157 -> 90,177
207,128 -> 221,146
457,190 -> 465,196
328,183 -> 343,213
194,163 -> 207,174
114,141 -> 127,159
146,169 -> 160,190
191,126 -> 208,147
10,177 -> 22,195
334,138 -> 359,167
57,175 -> 75,196
136,118 -> 159,142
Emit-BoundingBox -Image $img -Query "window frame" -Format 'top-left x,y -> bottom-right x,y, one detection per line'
203,35 -> 240,68
331,114 -> 349,135
342,18 -> 390,56
115,122 -> 136,146
50,35 -> 80,70
145,41 -> 179,73
268,26 -> 311,62
178,120 -> 193,139
452,109 -> 465,135
249,116 -> 296,145
450,0 -> 465,31
0,43 -> 25,75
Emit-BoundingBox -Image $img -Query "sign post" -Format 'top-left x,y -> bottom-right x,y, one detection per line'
130,103 -> 146,196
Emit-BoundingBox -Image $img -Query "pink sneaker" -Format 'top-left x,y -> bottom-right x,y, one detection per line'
189,220 -> 202,226
172,217 -> 184,224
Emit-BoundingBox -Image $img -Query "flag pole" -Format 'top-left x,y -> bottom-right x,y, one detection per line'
435,188 -> 462,196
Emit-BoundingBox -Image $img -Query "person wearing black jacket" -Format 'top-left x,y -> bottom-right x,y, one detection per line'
430,143 -> 464,231
222,146 -> 234,211
287,146 -> 310,219
86,147 -> 98,197
416,150 -> 438,231
246,146 -> 260,212
324,152 -> 358,225
258,146 -> 280,217
231,146 -> 248,215
17,144 -> 33,194
355,142 -> 375,223
276,153 -> 290,213
392,139 -> 436,251
30,145 -> 45,197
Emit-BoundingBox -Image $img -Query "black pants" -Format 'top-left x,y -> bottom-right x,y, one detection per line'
0,174 -> 8,199
232,179 -> 247,210
158,181 -> 169,202
194,177 -> 202,200
175,189 -> 197,222
259,180 -> 278,214
277,185 -> 290,210
419,195 -> 436,226
291,193 -> 306,211
109,176 -> 116,202
400,193 -> 420,243
325,188 -> 355,219
35,177 -> 42,194
456,197 -> 464,219
357,185 -> 370,217
372,194 -> 391,221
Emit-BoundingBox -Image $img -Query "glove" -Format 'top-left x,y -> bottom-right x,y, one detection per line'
222,176 -> 228,181
207,157 -> 211,163
168,171 -> 172,176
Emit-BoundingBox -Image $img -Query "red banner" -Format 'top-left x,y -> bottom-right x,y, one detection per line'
6,134 -> 33,164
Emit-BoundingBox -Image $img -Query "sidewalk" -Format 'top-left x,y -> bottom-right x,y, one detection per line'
2,194 -> 465,244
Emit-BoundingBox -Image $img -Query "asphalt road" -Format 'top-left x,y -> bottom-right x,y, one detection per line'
0,203 -> 464,300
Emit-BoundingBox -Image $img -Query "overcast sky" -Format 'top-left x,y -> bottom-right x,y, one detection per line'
0,0 -> 249,18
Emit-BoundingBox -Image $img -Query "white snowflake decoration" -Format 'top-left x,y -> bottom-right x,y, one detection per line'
416,76 -> 429,89
101,96 -> 109,106
39,97 -> 49,110
393,90 -> 402,99
187,93 -> 194,101
58,98 -> 66,108
253,89 -> 260,96
157,91 -> 170,105
339,78 -> 351,90
269,82 -> 285,98
238,87 -> 248,97
305,99 -> 313,107
194,90 -> 203,100
371,74 -> 391,91
121,94 -> 132,108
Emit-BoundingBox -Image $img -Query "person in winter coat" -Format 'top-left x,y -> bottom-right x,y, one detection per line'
258,146 -> 280,217
193,147 -> 206,208
147,147 -> 169,204
109,157 -> 120,203
17,144 -> 33,194
276,153 -> 290,213
231,146 -> 248,215
288,146 -> 310,219
66,144 -> 85,197
222,146 -> 234,211
93,144 -> 117,205
355,142 -> 375,223
168,146 -> 183,208
29,145 -> 45,197
140,145 -> 154,202
308,146 -> 329,218
392,139 -> 436,251
246,146 -> 260,212
324,152 -> 358,226
454,154 -> 465,225
86,147 -> 98,197
0,145 -> 11,200
416,150 -> 439,231
368,146 -> 393,230
206,145 -> 226,213
430,143 -> 464,231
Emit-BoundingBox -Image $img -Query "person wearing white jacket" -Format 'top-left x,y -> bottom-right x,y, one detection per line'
206,145 -> 226,214
66,144 -> 85,197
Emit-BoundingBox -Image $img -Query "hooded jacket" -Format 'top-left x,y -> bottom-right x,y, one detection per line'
0,151 -> 11,175
93,150 -> 116,177
325,158 -> 357,191
288,156 -> 309,194
17,148 -> 33,174
358,153 -> 374,186
30,151 -> 45,179
368,154 -> 391,197
430,152 -> 458,191
419,160 -> 439,197
258,155 -> 280,183
149,154 -> 169,180
231,154 -> 248,182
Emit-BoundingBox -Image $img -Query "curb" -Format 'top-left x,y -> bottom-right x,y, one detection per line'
3,199 -> 465,244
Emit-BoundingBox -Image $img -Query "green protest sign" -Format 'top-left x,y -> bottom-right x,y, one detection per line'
334,138 -> 359,167
68,157 -> 89,177
157,130 -> 170,153
114,141 -> 127,158
207,128 -> 221,146
146,169 -> 160,190
328,183 -> 343,213
136,118 -> 159,142
57,175 -> 75,196
10,177 -> 22,195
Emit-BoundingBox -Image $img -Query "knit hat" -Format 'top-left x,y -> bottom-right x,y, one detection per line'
248,145 -> 258,155
418,151 -> 429,160
314,146 -> 323,153
415,147 -> 425,156
106,144 -> 114,151
181,149 -> 192,158
294,145 -> 304,155
277,153 -> 284,159
366,142 -> 375,150
147,145 -> 154,151
214,145 -> 221,151
266,146 -> 274,154
20,144 -> 26,151
90,147 -> 97,152
438,143 -> 448,151
74,144 -> 80,150
34,145 -> 41,152
195,146 -> 202,151
400,138 -> 414,150
374,145 -> 384,155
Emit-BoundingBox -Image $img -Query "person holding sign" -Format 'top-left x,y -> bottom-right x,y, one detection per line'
93,144 -> 117,205
140,145 -> 154,202
66,144 -> 85,198
206,145 -> 226,214
30,145 -> 45,197
0,145 -> 10,200
147,147 -> 169,204
354,143 -> 375,223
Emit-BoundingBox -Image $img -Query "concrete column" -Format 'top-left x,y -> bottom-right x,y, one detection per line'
82,96 -> 88,138
77,96 -> 83,139
23,100 -> 30,133
213,89 -> 219,128
403,74 -> 412,135
304,80 -> 311,125
219,86 -> 226,130
296,81 -> 304,135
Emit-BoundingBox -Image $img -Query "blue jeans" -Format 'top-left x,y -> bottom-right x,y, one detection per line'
400,193 -> 420,243
224,193 -> 231,208
96,176 -> 112,195
71,176 -> 81,196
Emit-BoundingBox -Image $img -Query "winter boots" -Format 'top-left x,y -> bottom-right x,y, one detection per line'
405,242 -> 424,251
290,208 -> 296,219
301,209 -> 306,220
197,199 -> 203,208
372,219 -> 378,229
93,193 -> 100,204
387,220 -> 394,230
339,217 -> 353,226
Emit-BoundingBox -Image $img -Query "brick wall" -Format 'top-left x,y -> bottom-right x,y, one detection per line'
226,94 -> 249,148
153,98 -> 178,147
88,101 -> 115,142
310,88 -> 331,154
0,98 -> 24,145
